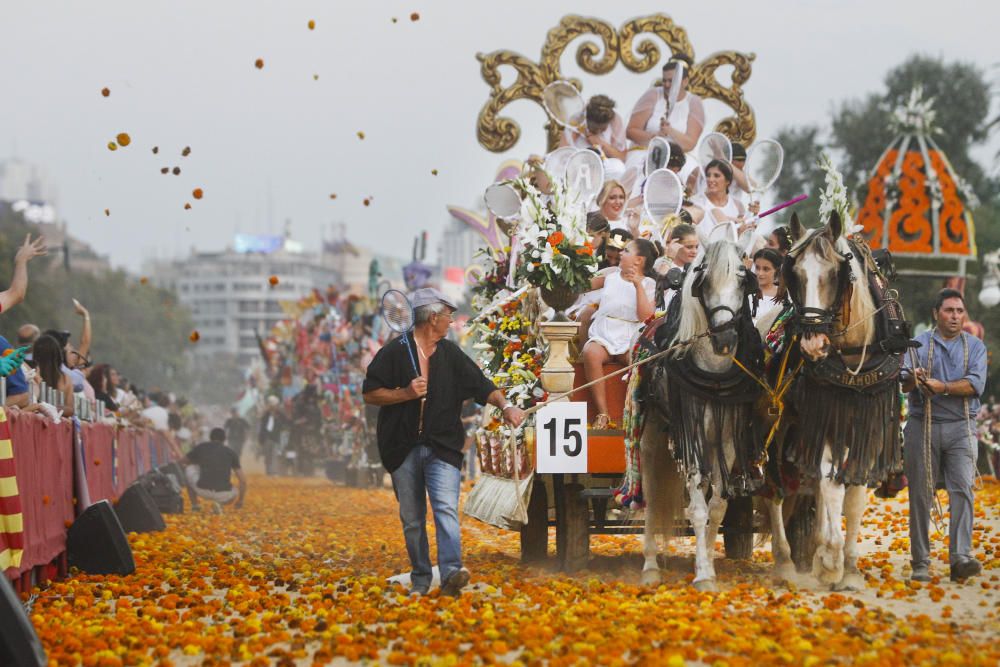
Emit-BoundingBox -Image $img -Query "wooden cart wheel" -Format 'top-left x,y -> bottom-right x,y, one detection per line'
787,494 -> 816,573
722,495 -> 753,560
520,479 -> 549,563
561,482 -> 590,572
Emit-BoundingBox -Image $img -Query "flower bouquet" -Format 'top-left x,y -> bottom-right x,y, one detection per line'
513,174 -> 598,318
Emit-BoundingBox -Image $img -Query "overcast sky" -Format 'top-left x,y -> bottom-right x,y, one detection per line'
2,1 -> 998,272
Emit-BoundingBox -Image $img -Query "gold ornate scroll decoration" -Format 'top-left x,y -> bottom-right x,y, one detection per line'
476,13 -> 757,153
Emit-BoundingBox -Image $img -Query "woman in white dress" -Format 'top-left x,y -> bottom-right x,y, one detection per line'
623,55 -> 706,193
596,180 -> 629,231
582,238 -> 659,429
692,159 -> 748,246
560,94 -> 627,182
655,223 -> 700,312
751,248 -> 786,327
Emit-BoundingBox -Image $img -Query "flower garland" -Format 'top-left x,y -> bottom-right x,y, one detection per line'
468,249 -> 546,413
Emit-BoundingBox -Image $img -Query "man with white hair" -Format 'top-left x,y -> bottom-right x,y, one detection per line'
363,288 -> 525,596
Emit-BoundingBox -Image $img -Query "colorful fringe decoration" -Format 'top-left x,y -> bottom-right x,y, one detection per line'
0,407 -> 24,571
615,347 -> 650,508
764,307 -> 795,357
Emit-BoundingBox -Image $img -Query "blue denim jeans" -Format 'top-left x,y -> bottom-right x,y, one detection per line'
390,445 -> 463,590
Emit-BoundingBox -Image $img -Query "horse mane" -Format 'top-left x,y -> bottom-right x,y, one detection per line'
671,240 -> 742,347
835,236 -> 876,346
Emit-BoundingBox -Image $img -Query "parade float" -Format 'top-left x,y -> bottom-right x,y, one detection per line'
857,87 -> 978,278
461,13 -> 763,569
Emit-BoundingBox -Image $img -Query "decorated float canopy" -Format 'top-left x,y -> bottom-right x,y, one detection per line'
475,13 -> 758,153
857,88 -> 978,277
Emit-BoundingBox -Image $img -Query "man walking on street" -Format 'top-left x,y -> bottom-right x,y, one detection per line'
363,288 -> 525,596
901,289 -> 986,582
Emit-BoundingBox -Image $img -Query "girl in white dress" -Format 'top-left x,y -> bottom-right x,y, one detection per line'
623,55 -> 706,193
596,181 -> 629,231
582,238 -> 659,429
751,248 -> 786,327
692,159 -> 749,246
560,95 -> 628,182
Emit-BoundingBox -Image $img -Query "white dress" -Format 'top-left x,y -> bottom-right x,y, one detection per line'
563,113 -> 627,182
693,193 -> 745,247
624,89 -> 703,192
587,270 -> 656,355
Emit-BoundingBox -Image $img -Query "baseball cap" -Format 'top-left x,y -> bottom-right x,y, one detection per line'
410,288 -> 457,310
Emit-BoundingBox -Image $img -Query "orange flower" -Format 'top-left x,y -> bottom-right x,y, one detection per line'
192,188 -> 204,199
116,133 -> 131,147
547,231 -> 565,246
576,246 -> 594,256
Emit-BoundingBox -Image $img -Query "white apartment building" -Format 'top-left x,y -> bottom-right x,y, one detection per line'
148,243 -> 339,362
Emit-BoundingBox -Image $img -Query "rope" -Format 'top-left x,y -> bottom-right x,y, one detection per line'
917,337 -> 947,534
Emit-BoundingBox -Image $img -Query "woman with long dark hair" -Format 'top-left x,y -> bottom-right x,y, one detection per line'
31,334 -> 75,416
87,363 -> 119,411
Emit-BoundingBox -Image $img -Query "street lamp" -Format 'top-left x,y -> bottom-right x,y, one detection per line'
979,249 -> 1000,307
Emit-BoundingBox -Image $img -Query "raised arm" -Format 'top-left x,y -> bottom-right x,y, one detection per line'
0,235 -> 46,313
73,299 -> 92,359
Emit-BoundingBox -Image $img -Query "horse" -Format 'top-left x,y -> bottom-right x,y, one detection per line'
640,234 -> 765,590
771,211 -> 902,590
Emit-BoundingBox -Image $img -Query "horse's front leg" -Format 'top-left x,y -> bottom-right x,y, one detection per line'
833,485 -> 867,591
768,497 -> 796,583
687,472 -> 719,591
813,443 -> 846,586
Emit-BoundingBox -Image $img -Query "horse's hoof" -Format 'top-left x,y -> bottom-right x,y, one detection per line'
832,572 -> 865,592
693,579 -> 718,593
640,569 -> 661,586
773,563 -> 797,585
812,546 -> 844,585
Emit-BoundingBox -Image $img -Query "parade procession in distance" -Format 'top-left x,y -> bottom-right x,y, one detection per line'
3,5 -> 1000,666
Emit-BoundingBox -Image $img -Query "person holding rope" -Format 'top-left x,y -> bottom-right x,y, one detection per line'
363,288 -> 525,596
900,289 -> 986,582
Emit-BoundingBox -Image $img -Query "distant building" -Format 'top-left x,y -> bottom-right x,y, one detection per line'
145,233 -> 405,362
0,158 -> 58,206
438,209 -> 492,307
146,238 -> 340,363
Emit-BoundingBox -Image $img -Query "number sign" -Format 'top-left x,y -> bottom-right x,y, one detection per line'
535,402 -> 588,473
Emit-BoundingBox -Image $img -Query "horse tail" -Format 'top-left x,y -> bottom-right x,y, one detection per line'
639,412 -> 685,539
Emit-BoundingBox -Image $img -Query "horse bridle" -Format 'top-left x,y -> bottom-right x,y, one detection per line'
689,259 -> 758,336
782,234 -> 856,336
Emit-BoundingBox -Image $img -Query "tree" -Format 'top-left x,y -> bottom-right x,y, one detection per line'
0,206 -> 194,393
772,125 -> 828,228
831,55 -> 996,200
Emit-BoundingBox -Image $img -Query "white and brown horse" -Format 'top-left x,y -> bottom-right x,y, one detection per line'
770,211 -> 901,590
640,236 -> 765,590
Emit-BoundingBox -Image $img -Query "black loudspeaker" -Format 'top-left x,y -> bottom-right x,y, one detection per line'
67,500 -> 136,575
0,573 -> 47,666
141,469 -> 184,514
114,482 -> 166,533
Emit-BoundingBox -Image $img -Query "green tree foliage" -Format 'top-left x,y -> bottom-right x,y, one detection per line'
0,206 -> 193,391
772,125 -> 828,228
831,55 -> 995,199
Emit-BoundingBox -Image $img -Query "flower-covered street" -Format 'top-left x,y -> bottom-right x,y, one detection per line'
28,475 -> 1000,666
